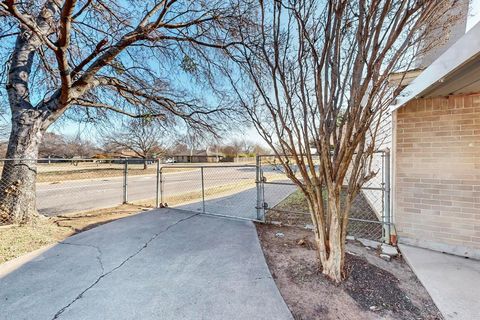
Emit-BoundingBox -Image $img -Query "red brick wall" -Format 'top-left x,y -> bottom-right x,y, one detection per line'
394,94 -> 480,258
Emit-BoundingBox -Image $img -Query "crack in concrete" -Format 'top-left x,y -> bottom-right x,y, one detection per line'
60,242 -> 105,274
51,212 -> 199,320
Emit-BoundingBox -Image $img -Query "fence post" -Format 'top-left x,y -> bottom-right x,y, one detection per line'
383,149 -> 391,244
123,160 -> 128,204
156,160 -> 160,208
201,167 -> 205,213
160,168 -> 164,205
256,155 -> 263,220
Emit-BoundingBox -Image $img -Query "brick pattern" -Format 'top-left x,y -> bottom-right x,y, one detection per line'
394,94 -> 480,257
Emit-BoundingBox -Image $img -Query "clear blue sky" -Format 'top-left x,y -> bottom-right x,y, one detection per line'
3,1 -> 480,148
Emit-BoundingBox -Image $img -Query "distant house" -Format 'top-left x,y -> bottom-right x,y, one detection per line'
171,149 -> 224,163
390,22 -> 480,259
93,150 -> 158,165
93,151 -> 138,160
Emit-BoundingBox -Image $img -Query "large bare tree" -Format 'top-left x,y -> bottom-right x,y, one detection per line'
229,0 -> 460,282
103,118 -> 167,169
38,132 -> 98,158
0,0 -> 244,224
38,132 -> 68,157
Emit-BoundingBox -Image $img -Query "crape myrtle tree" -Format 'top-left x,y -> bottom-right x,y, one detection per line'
228,0 -> 459,282
103,118 -> 168,169
0,0 -> 245,224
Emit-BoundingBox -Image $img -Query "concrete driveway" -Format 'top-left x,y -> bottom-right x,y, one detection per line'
0,209 -> 292,320
177,182 -> 297,219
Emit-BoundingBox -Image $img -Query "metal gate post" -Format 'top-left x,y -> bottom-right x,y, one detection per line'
156,160 -> 160,208
256,155 -> 263,220
123,160 -> 128,204
160,168 -> 164,205
383,149 -> 391,244
201,167 -> 205,213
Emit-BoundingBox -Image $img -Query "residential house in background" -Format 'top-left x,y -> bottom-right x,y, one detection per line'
171,149 -> 224,163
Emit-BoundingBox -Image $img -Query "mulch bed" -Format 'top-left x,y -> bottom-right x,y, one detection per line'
256,223 -> 442,320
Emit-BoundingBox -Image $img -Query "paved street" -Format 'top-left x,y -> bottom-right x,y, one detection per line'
36,166 -> 251,216
36,166 -> 295,219
37,174 -> 132,215
0,209 -> 293,320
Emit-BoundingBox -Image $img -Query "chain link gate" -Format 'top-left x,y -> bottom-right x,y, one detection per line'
158,164 -> 261,220
256,151 -> 392,243
157,152 -> 392,243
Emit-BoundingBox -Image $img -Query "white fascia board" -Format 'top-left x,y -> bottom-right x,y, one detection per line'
391,21 -> 480,111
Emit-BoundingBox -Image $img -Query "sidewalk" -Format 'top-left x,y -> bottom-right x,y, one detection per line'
399,244 -> 480,320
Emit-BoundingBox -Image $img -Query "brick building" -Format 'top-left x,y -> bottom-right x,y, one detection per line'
391,22 -> 480,259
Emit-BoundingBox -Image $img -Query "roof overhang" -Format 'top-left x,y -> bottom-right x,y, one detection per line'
391,21 -> 480,111
388,69 -> 424,87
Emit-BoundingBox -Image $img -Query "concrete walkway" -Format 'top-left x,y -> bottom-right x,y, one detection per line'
399,244 -> 480,320
0,209 -> 292,320
177,183 -> 297,220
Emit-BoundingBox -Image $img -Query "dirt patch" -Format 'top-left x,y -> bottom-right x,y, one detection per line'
256,223 -> 442,320
0,204 -> 150,264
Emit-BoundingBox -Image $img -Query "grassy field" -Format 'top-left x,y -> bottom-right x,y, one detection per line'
266,189 -> 313,226
36,164 -> 196,183
0,161 -> 260,183
0,162 -> 198,183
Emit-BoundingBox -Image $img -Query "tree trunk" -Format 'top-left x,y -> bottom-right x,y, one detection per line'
321,215 -> 344,282
143,158 -> 148,170
0,110 -> 49,224
313,191 -> 345,283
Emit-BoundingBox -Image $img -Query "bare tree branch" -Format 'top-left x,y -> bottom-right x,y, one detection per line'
228,0 -> 460,282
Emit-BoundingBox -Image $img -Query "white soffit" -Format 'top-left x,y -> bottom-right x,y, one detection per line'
391,21 -> 480,111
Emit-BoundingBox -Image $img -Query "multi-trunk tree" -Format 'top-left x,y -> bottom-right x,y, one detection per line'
228,0 -> 460,282
0,0 -> 243,224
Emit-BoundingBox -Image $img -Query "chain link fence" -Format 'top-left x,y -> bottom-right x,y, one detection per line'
1,154 -> 392,243
0,158 -> 166,225
258,151 -> 392,243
